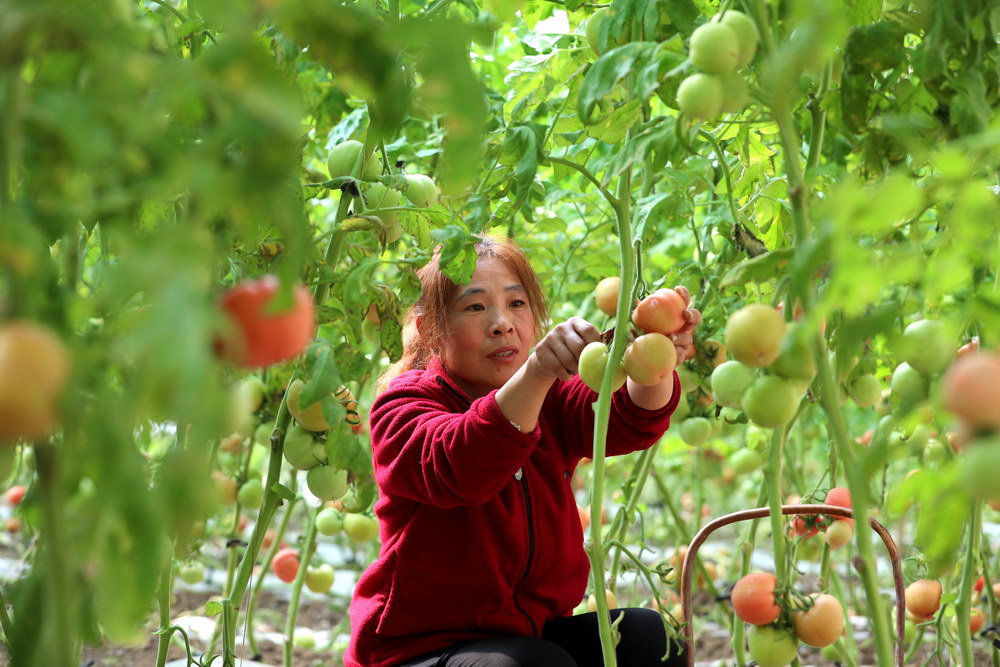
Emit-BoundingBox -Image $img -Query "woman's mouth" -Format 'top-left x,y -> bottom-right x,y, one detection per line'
488,347 -> 518,360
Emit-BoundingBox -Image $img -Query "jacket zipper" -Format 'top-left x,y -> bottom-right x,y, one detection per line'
435,377 -> 539,635
513,470 -> 538,636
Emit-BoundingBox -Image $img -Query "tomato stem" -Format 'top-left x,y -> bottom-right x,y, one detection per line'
283,504 -> 319,667
955,500 -> 981,666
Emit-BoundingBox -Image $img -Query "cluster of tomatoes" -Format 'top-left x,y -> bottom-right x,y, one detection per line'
676,11 -> 757,121
580,278 -> 687,393
326,139 -> 438,244
730,570 -> 846,666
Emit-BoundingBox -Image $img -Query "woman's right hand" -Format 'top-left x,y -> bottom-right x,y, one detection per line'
530,317 -> 602,382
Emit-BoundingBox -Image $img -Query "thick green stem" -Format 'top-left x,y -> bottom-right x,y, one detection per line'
1,63 -> 26,209
34,442 -> 78,666
283,504 -> 319,667
219,398 -> 293,659
0,586 -> 12,646
154,553 -> 175,667
955,501 -> 981,666
772,89 -> 895,666
247,491 -> 299,656
586,169 -> 634,667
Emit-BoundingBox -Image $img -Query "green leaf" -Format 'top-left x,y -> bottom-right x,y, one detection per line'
431,225 -> 480,284
205,601 -> 224,617
380,317 -> 404,363
270,482 -> 297,502
948,70 -> 993,135
302,343 -> 342,407
720,249 -> 794,287
500,123 -> 545,205
844,21 -> 906,73
578,42 -> 659,125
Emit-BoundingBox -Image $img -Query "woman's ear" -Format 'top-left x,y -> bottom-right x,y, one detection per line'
414,315 -> 425,338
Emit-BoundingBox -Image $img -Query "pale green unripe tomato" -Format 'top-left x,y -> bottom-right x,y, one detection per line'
677,73 -> 724,121
718,72 -> 749,114
689,23 -> 740,74
327,140 -> 380,180
404,174 -> 438,208
716,10 -> 759,68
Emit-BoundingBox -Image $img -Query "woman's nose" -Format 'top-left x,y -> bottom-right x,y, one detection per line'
490,315 -> 513,336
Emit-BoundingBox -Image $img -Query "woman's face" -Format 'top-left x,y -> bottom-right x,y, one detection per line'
437,257 -> 536,399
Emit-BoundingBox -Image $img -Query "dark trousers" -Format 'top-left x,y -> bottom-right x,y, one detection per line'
398,607 -> 687,667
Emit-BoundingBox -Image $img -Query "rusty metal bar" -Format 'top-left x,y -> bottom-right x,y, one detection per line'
678,504 -> 905,666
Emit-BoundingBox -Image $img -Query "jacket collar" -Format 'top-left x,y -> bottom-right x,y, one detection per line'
427,357 -> 474,405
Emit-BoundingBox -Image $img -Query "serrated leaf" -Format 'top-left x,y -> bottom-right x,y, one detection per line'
302,344 -> 341,407
845,22 -> 906,73
431,226 -> 480,284
380,317 -> 404,363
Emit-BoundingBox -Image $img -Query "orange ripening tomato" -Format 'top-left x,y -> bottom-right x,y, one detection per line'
793,594 -> 844,648
632,289 -> 686,335
4,485 -> 26,506
825,486 -> 854,527
216,276 -> 316,369
0,320 -> 72,443
731,572 -> 781,626
942,351 -> 1000,429
272,548 -> 300,583
905,579 -> 942,620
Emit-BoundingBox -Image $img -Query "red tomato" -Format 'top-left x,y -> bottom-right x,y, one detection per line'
905,579 -> 942,620
632,289 -> 686,335
272,548 -> 300,583
942,352 -> 1000,429
731,572 -> 781,626
974,575 -> 985,594
217,276 -> 315,368
4,485 -> 26,506
793,594 -> 844,648
790,514 -> 828,539
824,486 -> 854,527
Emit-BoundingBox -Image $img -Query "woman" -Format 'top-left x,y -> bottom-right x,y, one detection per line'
344,236 -> 701,667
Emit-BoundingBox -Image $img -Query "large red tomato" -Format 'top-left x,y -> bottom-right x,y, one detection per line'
942,352 -> 1000,429
217,276 -> 315,368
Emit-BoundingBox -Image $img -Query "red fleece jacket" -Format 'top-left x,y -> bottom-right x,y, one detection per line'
344,358 -> 680,667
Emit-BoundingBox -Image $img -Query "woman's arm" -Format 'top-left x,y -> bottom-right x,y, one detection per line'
626,296 -> 701,410
495,318 -> 602,432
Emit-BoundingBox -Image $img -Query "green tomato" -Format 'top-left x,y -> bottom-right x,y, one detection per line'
343,513 -> 379,543
729,447 -> 764,475
316,507 -> 344,536
404,174 -> 438,208
900,319 -> 952,375
237,478 -> 264,509
689,22 -> 740,74
959,437 -> 1000,501
676,366 -> 701,394
711,360 -> 754,409
585,7 -> 626,55
717,10 -> 759,68
742,375 -> 801,429
578,341 -> 626,393
718,72 -> 749,114
178,562 -> 205,585
891,362 -> 929,405
327,140 -> 380,180
283,424 -> 328,470
848,374 -> 882,408
677,73 -> 723,120
771,323 -> 817,381
305,563 -> 335,593
306,465 -> 349,502
747,626 -> 798,667
678,417 -> 713,446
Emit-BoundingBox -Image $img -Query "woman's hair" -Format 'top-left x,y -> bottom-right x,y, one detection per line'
376,235 -> 548,395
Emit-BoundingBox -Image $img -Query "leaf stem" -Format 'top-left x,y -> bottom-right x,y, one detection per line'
545,156 -> 620,209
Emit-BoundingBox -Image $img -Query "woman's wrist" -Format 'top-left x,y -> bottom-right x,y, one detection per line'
625,370 -> 677,411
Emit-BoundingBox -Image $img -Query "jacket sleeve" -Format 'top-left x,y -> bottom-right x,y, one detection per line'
547,372 -> 681,460
369,382 -> 540,508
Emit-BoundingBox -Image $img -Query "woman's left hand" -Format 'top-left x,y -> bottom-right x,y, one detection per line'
666,286 -> 701,368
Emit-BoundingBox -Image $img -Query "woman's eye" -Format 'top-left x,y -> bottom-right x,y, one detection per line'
511,299 -> 527,308
466,303 -> 485,312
